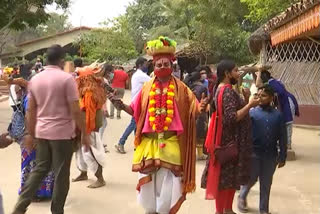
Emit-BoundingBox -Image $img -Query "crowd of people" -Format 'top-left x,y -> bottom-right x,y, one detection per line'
0,35 -> 300,214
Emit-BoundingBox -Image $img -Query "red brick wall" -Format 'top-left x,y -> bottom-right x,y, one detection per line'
294,105 -> 320,126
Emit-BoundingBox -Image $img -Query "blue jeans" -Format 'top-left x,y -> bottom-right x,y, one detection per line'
118,117 -> 136,146
239,153 -> 277,213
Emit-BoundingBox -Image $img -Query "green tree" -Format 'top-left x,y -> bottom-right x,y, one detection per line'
126,0 -> 168,53
159,0 -> 196,40
0,0 -> 70,54
158,0 -> 253,64
36,12 -> 72,36
76,16 -> 137,63
241,0 -> 299,23
0,0 -> 70,31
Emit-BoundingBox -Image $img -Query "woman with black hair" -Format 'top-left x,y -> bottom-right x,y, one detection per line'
204,60 -> 259,214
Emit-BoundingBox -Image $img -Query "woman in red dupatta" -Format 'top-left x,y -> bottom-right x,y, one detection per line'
204,60 -> 259,214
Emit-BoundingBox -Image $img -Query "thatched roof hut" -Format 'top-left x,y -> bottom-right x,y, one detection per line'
248,27 -> 270,55
248,0 -> 320,125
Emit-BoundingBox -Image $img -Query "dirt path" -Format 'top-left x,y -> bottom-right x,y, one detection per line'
0,91 -> 319,214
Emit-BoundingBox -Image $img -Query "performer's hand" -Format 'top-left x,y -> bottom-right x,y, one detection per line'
278,161 -> 286,168
81,134 -> 91,152
107,93 -> 125,110
114,89 -> 118,96
106,92 -> 115,102
200,93 -> 209,112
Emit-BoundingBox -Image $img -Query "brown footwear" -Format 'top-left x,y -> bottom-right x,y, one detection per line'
87,179 -> 106,188
224,211 -> 237,214
72,172 -> 88,182
12,211 -> 24,214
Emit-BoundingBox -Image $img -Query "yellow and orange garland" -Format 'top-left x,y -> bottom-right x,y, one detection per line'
148,79 -> 175,148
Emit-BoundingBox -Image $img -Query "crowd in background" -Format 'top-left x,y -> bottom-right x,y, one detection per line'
0,43 -> 300,214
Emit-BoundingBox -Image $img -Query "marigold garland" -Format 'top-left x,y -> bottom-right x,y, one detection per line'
148,79 -> 175,148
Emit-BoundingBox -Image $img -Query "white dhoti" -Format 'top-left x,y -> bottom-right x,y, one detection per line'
138,168 -> 183,214
76,132 -> 106,173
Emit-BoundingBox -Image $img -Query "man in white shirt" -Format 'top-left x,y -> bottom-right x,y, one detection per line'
115,57 -> 150,154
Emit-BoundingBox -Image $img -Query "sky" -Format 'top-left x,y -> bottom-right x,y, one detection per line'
47,0 -> 133,27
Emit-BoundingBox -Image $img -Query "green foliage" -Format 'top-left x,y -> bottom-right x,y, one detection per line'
126,0 -> 168,53
240,0 -> 299,23
160,0 -> 197,40
0,0 -> 70,31
36,12 -> 72,36
209,25 -> 255,64
76,16 -> 137,64
64,53 -> 74,62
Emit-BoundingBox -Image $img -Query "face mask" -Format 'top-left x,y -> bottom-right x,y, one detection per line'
142,67 -> 148,73
154,68 -> 172,78
200,74 -> 207,80
109,73 -> 114,80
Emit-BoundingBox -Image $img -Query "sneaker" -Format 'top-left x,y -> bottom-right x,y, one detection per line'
237,196 -> 248,213
109,115 -> 114,119
115,144 -> 126,154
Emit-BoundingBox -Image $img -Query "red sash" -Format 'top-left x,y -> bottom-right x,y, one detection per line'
204,84 -> 231,200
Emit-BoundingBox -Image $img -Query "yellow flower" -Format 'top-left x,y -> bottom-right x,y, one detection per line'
165,117 -> 172,123
167,110 -> 174,115
152,124 -> 156,130
149,107 -> 155,113
149,91 -> 156,96
167,92 -> 175,97
149,116 -> 156,122
152,84 -> 156,88
169,84 -> 174,89
149,99 -> 156,105
166,100 -> 173,105
164,126 -> 168,131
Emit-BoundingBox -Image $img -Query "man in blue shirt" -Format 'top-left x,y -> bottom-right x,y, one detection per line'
256,70 -> 297,150
238,85 -> 287,214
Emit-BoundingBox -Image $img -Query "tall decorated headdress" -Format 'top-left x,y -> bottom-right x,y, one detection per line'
146,36 -> 177,62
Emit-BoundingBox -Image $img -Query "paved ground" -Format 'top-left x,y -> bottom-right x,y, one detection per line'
0,90 -> 319,214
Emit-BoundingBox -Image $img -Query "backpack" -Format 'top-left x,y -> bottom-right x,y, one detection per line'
8,91 -> 26,141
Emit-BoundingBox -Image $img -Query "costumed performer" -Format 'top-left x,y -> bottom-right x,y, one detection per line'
109,36 -> 209,214
72,64 -> 107,188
